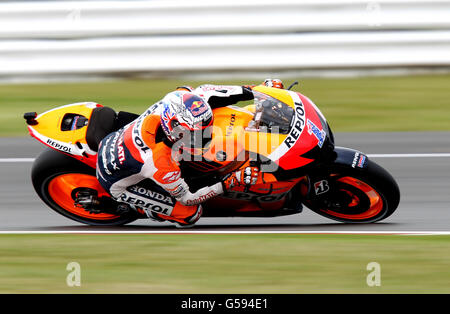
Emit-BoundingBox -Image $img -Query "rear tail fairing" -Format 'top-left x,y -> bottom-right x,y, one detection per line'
27,102 -> 103,168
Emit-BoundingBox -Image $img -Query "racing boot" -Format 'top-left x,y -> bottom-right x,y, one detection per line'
174,205 -> 203,228
150,204 -> 203,228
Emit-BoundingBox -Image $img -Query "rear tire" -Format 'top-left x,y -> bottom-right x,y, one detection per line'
303,158 -> 400,223
31,149 -> 139,226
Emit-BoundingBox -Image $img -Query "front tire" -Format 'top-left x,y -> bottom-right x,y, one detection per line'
31,149 -> 139,226
303,158 -> 400,223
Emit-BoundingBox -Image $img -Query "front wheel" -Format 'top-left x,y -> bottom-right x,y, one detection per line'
31,149 -> 139,226
303,158 -> 400,223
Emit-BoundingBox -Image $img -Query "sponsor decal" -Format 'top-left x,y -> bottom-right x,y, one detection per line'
183,94 -> 208,117
191,100 -> 208,116
133,130 -> 149,153
46,139 -> 72,153
352,152 -> 367,168
132,109 -> 153,154
127,185 -> 175,206
117,134 -> 126,165
101,136 -> 112,175
284,101 -> 305,149
352,152 -> 360,168
161,171 -> 181,184
314,180 -> 330,195
185,190 -> 218,206
358,154 -> 367,168
307,119 -> 326,148
226,114 -> 236,137
109,132 -> 121,171
167,183 -> 187,199
223,191 -> 288,203
119,194 -> 173,216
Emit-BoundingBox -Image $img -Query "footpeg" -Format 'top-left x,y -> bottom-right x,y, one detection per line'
115,203 -> 132,215
74,190 -> 101,213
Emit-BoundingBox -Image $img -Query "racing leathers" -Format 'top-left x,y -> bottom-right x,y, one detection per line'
96,84 -> 254,226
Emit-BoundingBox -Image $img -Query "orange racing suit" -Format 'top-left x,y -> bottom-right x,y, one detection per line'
96,85 -> 253,225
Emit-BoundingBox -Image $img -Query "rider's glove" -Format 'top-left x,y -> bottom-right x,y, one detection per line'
222,166 -> 260,190
261,79 -> 284,89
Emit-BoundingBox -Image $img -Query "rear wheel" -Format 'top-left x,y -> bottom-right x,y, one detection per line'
303,159 -> 400,223
32,149 -> 139,226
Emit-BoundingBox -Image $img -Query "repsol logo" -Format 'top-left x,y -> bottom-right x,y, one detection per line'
133,134 -> 150,153
119,194 -> 173,216
133,115 -> 150,153
226,114 -> 236,137
46,139 -> 72,153
284,101 -> 305,149
223,191 -> 288,203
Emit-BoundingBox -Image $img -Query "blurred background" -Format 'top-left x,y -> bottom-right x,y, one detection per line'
1,0 -> 450,135
1,0 -> 450,82
1,1 -> 450,294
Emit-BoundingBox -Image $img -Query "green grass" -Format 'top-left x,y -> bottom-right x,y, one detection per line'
1,74 -> 450,136
0,234 -> 449,294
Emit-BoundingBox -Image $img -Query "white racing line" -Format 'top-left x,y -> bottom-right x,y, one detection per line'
0,231 -> 449,235
0,158 -> 35,162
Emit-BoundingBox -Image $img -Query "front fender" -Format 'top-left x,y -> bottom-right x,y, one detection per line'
332,146 -> 369,170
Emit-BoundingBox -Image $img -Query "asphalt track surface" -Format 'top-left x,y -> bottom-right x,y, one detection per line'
0,132 -> 449,232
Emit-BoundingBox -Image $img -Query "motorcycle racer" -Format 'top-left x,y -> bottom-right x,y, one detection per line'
92,79 -> 283,227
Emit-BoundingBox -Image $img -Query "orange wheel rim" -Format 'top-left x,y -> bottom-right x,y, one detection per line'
323,176 -> 384,220
48,173 -> 119,220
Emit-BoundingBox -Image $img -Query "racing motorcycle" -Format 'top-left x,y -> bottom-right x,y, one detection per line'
24,84 -> 400,226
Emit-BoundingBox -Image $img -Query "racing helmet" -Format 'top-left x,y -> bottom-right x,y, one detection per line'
160,91 -> 213,154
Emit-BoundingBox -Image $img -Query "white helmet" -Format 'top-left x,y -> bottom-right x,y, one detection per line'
160,91 -> 213,153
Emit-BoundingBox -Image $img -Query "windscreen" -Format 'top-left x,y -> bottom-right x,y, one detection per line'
246,91 -> 294,134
